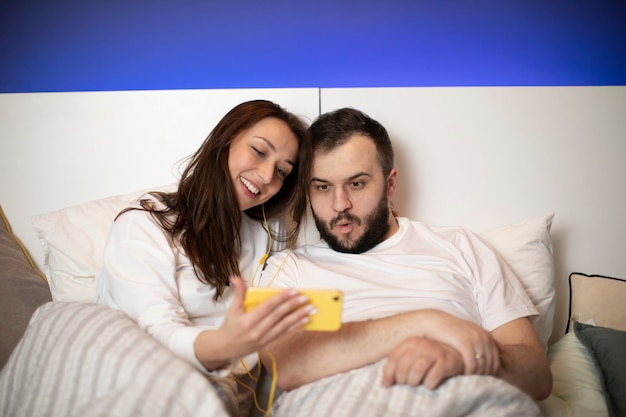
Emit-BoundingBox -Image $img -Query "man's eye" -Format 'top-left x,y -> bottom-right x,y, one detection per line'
351,181 -> 364,188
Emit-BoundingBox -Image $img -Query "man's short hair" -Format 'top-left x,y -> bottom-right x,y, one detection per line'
309,108 -> 395,176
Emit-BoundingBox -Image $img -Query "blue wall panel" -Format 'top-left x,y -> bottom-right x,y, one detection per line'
1,0 -> 625,92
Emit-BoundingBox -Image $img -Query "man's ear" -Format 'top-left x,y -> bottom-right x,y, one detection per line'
386,168 -> 398,197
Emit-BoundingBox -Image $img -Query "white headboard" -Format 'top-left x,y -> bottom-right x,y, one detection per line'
2,86 -> 625,343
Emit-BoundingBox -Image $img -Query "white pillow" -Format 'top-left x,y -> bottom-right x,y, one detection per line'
32,184 -> 177,302
480,213 -> 556,349
540,332 -> 608,416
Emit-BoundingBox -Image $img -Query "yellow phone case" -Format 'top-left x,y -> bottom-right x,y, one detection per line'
244,287 -> 343,331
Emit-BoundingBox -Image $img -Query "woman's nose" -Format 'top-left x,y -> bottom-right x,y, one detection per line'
258,161 -> 274,184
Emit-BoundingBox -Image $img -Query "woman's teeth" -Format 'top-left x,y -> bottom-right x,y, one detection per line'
240,177 -> 260,195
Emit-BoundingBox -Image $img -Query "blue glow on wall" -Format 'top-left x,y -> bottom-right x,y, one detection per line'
1,0 -> 625,92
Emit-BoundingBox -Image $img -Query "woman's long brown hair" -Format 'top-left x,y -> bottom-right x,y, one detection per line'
118,100 -> 311,299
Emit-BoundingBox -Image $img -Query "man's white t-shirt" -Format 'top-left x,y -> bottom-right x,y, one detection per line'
257,217 -> 537,332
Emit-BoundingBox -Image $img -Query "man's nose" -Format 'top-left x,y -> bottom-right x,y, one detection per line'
332,188 -> 352,212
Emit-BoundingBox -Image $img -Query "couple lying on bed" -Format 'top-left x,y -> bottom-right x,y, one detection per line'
94,101 -> 552,416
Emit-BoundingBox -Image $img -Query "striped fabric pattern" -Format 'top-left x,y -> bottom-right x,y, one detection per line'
273,361 -> 542,417
0,302 -> 230,417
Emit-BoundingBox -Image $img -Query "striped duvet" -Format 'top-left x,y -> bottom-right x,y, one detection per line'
0,302 -> 230,417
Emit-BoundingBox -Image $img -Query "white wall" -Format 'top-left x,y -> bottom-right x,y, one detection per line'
322,86 -> 626,341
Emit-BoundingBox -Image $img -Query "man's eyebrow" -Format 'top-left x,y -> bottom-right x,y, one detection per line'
310,172 -> 371,183
349,172 -> 371,180
256,136 -> 295,166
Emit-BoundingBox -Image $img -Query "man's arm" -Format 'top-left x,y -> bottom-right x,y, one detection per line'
262,308 -> 499,391
380,316 -> 552,400
491,317 -> 552,400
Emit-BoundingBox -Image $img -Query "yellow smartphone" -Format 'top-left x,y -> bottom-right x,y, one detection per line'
244,287 -> 343,331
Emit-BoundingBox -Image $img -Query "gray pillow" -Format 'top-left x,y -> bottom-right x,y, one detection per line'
574,321 -> 626,417
0,205 -> 52,368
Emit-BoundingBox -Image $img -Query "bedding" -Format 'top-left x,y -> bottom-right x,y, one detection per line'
541,332 -> 608,416
273,360 -> 541,417
31,183 -> 177,302
566,273 -> 626,417
0,302 -> 231,417
538,273 -> 626,417
567,273 -> 626,417
479,213 -> 555,349
2,186 -> 621,417
567,273 -> 626,333
574,322 -> 626,417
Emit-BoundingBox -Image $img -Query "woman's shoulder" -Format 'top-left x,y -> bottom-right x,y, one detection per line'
110,203 -> 173,243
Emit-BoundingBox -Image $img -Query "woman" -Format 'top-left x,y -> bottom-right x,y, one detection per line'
95,100 -> 314,377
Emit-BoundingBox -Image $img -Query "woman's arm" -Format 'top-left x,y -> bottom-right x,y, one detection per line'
100,212 -> 313,373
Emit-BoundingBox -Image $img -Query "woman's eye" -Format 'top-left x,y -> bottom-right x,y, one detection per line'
276,167 -> 287,178
251,146 -> 265,157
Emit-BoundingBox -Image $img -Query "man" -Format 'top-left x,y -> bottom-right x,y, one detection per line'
256,108 -> 551,415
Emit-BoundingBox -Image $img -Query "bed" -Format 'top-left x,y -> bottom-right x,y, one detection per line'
1,186 -> 624,417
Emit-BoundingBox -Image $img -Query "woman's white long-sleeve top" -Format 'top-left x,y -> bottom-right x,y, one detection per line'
95,202 -> 276,374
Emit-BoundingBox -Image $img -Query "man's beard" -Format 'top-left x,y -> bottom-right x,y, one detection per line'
312,194 -> 391,254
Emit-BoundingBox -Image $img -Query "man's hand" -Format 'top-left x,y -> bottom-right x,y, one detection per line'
382,337 -> 464,389
416,310 -> 501,376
